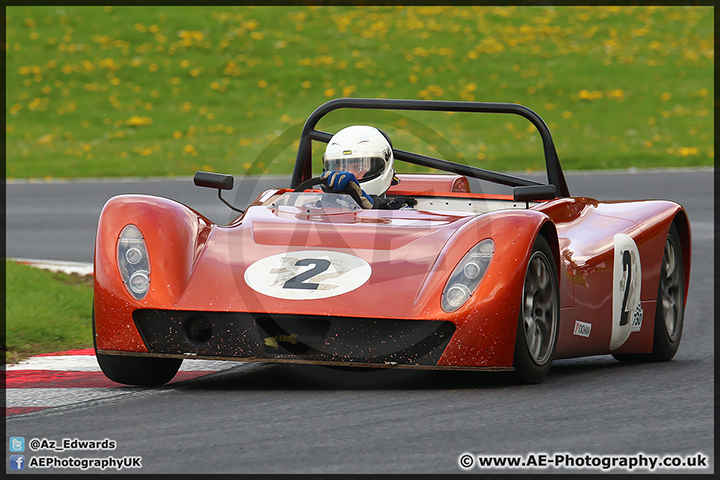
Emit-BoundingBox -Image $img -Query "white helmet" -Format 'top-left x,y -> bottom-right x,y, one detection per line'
323,125 -> 395,196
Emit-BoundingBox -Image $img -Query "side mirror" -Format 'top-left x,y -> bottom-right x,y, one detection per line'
513,185 -> 557,202
193,171 -> 243,213
194,171 -> 234,190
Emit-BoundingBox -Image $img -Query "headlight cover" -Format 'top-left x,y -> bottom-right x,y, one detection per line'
441,239 -> 494,312
117,224 -> 151,300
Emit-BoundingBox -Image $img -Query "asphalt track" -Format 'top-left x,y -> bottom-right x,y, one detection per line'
5,169 -> 714,474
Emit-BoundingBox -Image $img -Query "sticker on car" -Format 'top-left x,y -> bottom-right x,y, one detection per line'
573,320 -> 592,338
610,234 -> 644,350
244,250 -> 372,300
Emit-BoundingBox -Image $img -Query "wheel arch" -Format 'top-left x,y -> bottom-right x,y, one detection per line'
669,209 -> 692,306
537,220 -> 560,281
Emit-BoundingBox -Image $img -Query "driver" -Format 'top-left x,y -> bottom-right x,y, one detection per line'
321,125 -> 416,210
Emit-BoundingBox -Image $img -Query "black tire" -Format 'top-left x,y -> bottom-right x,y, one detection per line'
511,235 -> 560,384
93,306 -> 181,386
613,223 -> 684,363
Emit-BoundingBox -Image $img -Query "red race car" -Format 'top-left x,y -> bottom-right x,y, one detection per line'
93,98 -> 691,385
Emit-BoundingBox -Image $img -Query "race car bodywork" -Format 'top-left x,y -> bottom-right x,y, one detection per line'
93,98 -> 691,385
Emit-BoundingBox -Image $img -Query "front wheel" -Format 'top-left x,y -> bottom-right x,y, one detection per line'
96,352 -> 182,387
93,308 -> 181,386
511,235 -> 560,384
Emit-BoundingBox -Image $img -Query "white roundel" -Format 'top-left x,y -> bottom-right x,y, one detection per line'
610,234 -> 643,350
244,250 -> 372,300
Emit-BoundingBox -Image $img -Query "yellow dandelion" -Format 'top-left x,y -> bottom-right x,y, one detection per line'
561,111 -> 572,119
324,88 -> 336,98
126,115 -> 153,126
173,131 -> 183,139
37,134 -> 54,145
677,147 -> 698,157
258,79 -> 268,88
660,92 -> 672,101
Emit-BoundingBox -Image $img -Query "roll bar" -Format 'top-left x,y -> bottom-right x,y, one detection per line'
290,98 -> 569,197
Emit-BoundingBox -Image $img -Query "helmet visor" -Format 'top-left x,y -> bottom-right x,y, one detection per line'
323,155 -> 385,182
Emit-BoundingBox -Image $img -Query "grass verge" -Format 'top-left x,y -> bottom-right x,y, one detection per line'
6,6 -> 713,179
5,260 -> 94,364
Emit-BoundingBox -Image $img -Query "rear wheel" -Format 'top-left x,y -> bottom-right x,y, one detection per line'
511,235 -> 560,384
613,223 -> 684,362
93,307 -> 181,386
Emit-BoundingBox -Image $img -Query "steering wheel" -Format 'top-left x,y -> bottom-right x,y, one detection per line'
292,176 -> 365,208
